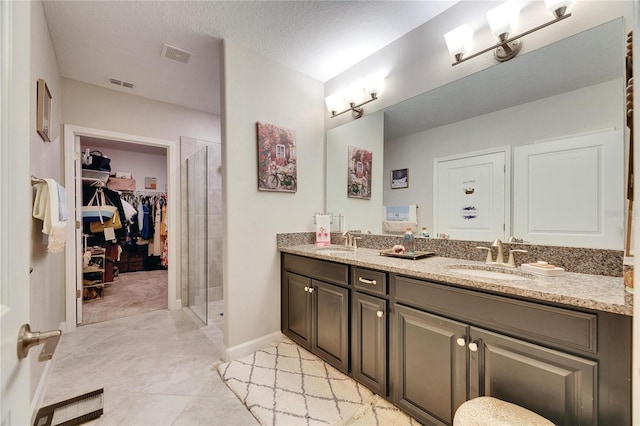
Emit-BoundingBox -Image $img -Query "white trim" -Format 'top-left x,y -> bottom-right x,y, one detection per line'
63,124 -> 181,331
223,331 -> 284,362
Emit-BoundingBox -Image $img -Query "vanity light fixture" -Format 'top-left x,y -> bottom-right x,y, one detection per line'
325,72 -> 386,119
444,0 -> 574,66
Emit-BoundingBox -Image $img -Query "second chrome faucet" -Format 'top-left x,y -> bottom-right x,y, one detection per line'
476,239 -> 527,268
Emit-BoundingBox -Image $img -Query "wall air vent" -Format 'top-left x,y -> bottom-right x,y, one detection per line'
161,43 -> 192,64
107,77 -> 135,89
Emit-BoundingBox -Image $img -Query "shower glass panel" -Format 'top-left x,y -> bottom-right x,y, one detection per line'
185,146 -> 208,324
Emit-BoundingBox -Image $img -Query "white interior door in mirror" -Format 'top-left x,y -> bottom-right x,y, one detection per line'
434,148 -> 509,241
513,129 -> 623,249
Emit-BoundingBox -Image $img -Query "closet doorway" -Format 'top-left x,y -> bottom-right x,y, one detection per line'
64,124 -> 181,331
78,137 -> 169,324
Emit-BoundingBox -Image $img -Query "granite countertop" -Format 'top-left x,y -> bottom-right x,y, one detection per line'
280,244 -> 633,316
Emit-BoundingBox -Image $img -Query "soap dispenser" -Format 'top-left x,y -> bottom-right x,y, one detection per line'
420,227 -> 430,238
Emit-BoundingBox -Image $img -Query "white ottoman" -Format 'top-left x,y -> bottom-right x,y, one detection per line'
453,397 -> 554,426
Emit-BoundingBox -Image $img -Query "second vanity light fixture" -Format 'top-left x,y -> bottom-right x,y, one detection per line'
325,72 -> 386,119
444,0 -> 574,66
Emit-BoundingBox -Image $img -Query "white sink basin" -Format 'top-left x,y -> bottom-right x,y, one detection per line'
317,248 -> 356,257
449,268 -> 532,281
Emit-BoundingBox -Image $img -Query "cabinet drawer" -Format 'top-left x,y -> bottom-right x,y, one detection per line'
128,261 -> 144,272
283,254 -> 348,286
353,267 -> 387,296
394,275 -> 597,353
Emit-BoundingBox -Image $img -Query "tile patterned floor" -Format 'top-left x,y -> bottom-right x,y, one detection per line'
42,301 -> 258,426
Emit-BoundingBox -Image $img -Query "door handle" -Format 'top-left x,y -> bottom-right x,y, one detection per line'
358,277 -> 377,285
17,324 -> 61,361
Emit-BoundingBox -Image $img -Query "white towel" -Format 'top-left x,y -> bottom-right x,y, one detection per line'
315,214 -> 331,247
57,183 -> 68,221
386,205 -> 410,221
32,179 -> 67,253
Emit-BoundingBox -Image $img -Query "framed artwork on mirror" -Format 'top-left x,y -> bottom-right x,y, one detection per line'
391,168 -> 409,189
348,146 -> 372,199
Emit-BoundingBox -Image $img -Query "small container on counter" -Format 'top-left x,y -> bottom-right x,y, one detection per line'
403,228 -> 415,254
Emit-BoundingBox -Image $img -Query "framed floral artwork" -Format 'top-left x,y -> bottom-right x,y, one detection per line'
347,146 -> 372,199
257,122 -> 297,192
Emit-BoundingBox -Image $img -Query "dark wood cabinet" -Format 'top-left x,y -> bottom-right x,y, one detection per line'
280,252 -> 631,425
392,304 -> 599,426
116,245 -> 146,273
281,255 -> 350,373
282,271 -> 312,347
352,292 -> 387,396
469,327 -> 597,425
390,273 -> 620,426
393,304 -> 467,425
312,280 -> 349,372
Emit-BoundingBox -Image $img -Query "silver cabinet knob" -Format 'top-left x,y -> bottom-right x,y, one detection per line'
358,277 -> 377,285
468,342 -> 479,352
308,287 -> 314,293
304,286 -> 309,292
376,310 -> 384,317
456,337 -> 466,347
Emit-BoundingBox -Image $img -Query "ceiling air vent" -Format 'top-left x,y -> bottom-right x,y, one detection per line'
161,43 -> 192,64
107,77 -> 135,89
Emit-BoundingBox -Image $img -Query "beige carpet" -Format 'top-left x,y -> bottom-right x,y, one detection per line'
217,338 -> 419,426
82,270 -> 168,325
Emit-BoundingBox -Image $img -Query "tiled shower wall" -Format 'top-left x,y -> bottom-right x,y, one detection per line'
180,137 -> 223,305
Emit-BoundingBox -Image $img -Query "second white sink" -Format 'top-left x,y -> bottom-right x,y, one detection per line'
449,268 -> 532,281
317,247 -> 357,257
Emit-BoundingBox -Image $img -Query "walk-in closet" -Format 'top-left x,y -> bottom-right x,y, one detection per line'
79,137 -> 169,324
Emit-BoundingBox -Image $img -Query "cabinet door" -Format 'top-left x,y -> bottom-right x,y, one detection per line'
282,272 -> 312,350
312,280 -> 349,373
352,292 -> 387,395
469,327 -> 597,425
393,305 -> 467,426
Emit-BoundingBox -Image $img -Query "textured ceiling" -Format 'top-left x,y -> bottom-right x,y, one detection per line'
42,1 -> 459,116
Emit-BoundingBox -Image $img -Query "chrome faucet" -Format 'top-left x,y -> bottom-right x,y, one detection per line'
476,239 -> 527,268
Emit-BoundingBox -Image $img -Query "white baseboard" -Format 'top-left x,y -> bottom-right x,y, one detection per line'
223,331 -> 284,361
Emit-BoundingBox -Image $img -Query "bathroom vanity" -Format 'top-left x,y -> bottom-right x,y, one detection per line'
279,245 -> 632,426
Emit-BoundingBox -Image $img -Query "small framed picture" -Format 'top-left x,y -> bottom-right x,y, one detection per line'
391,168 -> 409,189
144,177 -> 157,190
36,79 -> 52,142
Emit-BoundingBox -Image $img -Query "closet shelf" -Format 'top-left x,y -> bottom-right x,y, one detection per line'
82,169 -> 110,183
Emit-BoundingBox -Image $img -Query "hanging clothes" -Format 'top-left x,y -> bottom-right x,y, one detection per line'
160,235 -> 169,267
139,202 -> 152,240
160,204 -> 167,237
150,197 -> 163,256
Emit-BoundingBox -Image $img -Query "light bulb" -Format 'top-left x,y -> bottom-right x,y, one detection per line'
544,0 -> 574,18
487,1 -> 521,39
444,24 -> 474,60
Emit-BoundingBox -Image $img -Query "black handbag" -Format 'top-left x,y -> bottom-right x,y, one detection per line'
83,150 -> 111,172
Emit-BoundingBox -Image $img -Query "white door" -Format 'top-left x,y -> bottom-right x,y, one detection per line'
1,1 -> 34,424
434,148 -> 509,241
513,130 -> 623,249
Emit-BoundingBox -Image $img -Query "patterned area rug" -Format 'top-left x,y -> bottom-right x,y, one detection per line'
217,339 -> 419,425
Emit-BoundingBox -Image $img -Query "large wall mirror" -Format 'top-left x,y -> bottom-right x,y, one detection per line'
327,17 -> 627,250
